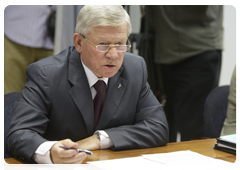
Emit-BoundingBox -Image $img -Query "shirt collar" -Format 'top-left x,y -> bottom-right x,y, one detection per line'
81,59 -> 108,88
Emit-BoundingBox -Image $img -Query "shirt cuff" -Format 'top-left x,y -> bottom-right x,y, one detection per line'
95,130 -> 113,149
34,141 -> 57,164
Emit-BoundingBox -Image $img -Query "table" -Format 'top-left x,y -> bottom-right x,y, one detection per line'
5,138 -> 236,164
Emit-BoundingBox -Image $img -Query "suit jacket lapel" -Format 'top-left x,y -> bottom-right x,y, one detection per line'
68,49 -> 94,136
96,66 -> 129,129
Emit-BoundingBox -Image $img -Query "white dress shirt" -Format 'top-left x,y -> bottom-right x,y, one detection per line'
34,59 -> 113,164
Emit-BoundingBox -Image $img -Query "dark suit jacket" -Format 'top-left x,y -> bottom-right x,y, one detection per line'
6,46 -> 168,163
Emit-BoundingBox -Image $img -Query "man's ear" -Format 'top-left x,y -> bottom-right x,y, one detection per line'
73,33 -> 83,53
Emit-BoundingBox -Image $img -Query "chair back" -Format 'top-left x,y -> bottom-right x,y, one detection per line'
203,86 -> 229,138
4,92 -> 22,158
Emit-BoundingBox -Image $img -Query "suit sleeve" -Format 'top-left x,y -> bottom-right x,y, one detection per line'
105,57 -> 169,150
6,63 -> 51,163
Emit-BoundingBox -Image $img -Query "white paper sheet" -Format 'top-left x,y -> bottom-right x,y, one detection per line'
38,166 -> 88,170
88,156 -> 178,170
87,150 -> 237,170
142,150 -> 237,170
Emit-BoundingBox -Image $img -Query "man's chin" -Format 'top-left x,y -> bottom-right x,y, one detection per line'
101,71 -> 118,78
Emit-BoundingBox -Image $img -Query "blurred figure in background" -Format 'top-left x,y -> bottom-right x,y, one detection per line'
221,66 -> 236,136
147,5 -> 223,142
4,5 -> 56,94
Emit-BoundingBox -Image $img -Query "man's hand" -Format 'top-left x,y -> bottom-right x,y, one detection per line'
76,134 -> 100,150
50,139 -> 87,164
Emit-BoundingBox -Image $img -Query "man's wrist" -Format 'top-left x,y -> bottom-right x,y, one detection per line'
34,141 -> 57,164
94,130 -> 113,149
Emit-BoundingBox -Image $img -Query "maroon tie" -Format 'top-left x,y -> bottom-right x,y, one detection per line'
93,80 -> 105,130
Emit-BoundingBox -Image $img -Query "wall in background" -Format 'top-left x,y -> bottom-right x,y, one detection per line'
220,5 -> 236,85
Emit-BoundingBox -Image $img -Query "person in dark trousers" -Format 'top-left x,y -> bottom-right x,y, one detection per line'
147,5 -> 223,142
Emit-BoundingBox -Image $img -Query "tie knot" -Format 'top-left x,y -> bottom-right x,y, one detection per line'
93,80 -> 105,96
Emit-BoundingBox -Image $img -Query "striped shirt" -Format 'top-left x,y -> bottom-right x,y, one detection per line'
4,5 -> 55,49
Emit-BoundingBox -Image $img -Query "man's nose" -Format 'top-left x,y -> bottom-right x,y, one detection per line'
106,46 -> 118,59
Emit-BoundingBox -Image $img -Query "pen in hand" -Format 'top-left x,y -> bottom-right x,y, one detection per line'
59,146 -> 93,155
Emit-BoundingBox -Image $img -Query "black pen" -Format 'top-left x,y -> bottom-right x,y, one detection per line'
59,146 -> 93,155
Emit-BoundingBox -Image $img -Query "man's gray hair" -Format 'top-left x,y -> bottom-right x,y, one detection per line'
75,5 -> 132,37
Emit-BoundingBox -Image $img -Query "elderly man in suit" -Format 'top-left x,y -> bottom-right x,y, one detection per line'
6,5 -> 168,164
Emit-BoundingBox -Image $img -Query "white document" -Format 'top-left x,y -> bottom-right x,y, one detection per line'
38,166 -> 88,170
88,156 -> 178,170
88,150 -> 237,170
142,150 -> 237,170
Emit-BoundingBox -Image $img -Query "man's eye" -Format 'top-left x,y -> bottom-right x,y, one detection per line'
99,42 -> 107,45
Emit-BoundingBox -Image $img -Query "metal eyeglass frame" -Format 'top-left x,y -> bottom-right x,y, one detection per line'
80,34 -> 131,52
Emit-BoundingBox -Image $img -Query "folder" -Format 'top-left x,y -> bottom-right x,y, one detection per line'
214,134 -> 236,155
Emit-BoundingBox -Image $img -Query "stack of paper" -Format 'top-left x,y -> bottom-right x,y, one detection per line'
214,134 -> 236,155
87,150 -> 237,170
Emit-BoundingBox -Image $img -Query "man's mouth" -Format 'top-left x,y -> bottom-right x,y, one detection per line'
104,64 -> 115,67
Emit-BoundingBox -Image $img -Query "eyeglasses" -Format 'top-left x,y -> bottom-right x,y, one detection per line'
80,34 -> 131,52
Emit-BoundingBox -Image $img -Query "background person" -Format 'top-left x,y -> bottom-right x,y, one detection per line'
221,66 -> 236,136
4,5 -> 56,94
146,5 -> 223,142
